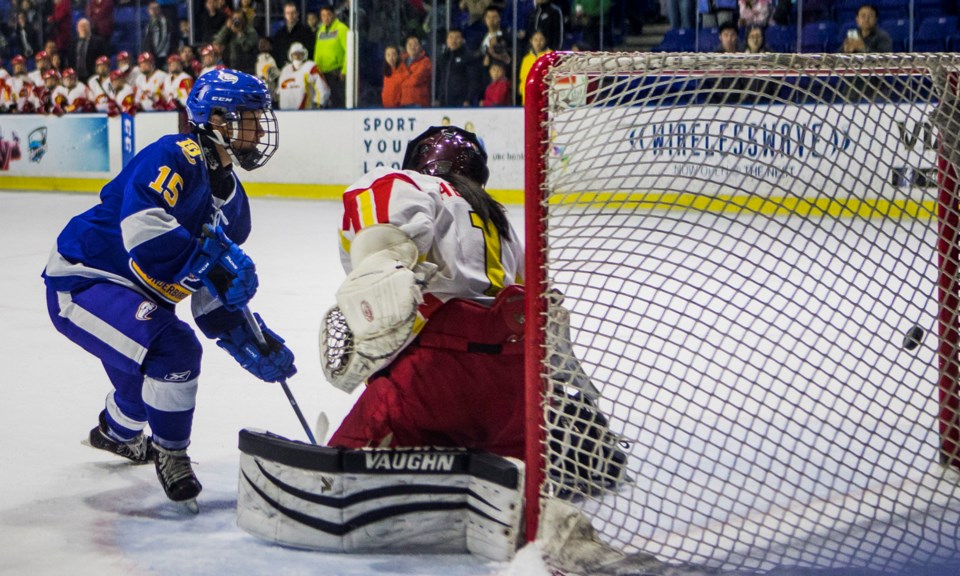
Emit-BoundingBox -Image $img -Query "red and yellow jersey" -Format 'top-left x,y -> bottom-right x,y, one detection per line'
163,72 -> 193,108
65,84 -> 92,112
339,167 -> 524,313
135,69 -> 169,111
9,75 -> 38,113
111,84 -> 137,116
277,60 -> 330,110
88,75 -> 114,112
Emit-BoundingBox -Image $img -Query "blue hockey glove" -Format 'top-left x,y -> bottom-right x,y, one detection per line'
191,225 -> 258,311
217,313 -> 297,383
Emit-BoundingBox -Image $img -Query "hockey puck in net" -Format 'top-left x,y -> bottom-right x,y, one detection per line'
902,325 -> 924,351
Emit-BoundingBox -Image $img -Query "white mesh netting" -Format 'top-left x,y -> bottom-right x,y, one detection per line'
529,53 -> 960,575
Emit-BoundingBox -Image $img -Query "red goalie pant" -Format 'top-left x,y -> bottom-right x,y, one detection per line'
329,285 -> 527,460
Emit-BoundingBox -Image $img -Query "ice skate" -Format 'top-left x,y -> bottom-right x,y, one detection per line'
85,410 -> 153,464
153,445 -> 202,514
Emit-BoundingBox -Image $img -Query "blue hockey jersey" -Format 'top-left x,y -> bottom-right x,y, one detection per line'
43,132 -> 252,323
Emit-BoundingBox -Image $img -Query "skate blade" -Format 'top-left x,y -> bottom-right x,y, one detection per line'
177,499 -> 200,514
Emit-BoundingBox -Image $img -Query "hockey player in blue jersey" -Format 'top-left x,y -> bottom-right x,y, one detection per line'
42,69 -> 297,510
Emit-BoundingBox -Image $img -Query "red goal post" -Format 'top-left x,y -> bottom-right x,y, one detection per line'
523,51 -> 960,574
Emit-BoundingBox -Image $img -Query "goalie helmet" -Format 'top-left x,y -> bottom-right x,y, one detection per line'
402,126 -> 489,187
186,69 -> 279,170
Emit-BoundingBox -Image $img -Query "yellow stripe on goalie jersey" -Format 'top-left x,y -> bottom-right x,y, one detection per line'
357,188 -> 377,228
470,211 -> 506,297
130,259 -> 192,303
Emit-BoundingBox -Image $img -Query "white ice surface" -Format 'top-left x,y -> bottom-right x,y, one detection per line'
0,191 -> 551,576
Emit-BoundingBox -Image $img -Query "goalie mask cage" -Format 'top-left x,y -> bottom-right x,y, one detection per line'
523,52 -> 960,575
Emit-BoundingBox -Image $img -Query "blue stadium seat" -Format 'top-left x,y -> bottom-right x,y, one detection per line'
883,18 -> 911,51
914,15 -> 957,51
764,24 -> 797,52
653,28 -> 696,52
800,21 -> 837,52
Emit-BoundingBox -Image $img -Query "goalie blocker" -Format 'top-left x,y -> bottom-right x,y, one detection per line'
236,429 -> 524,561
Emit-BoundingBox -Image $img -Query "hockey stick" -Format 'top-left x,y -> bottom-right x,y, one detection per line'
242,306 -> 318,445
200,225 -> 317,445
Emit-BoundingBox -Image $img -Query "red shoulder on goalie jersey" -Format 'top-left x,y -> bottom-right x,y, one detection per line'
323,125 -> 527,458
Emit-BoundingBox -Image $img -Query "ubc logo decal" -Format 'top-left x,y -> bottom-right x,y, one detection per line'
216,70 -> 239,84
136,301 -> 158,321
164,371 -> 192,382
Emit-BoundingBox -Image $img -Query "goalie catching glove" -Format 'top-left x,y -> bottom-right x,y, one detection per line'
322,225 -> 437,393
191,225 -> 258,311
218,312 -> 297,383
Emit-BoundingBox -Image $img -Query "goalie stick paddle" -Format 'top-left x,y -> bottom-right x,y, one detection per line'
241,306 -> 318,445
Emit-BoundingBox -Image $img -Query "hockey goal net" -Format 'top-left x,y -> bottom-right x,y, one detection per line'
523,52 -> 960,574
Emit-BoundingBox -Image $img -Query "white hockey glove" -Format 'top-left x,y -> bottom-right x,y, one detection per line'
321,225 -> 437,393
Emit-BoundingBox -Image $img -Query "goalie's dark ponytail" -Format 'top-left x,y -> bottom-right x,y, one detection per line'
446,172 -> 512,243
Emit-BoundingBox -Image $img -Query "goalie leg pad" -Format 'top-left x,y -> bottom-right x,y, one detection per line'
236,429 -> 524,561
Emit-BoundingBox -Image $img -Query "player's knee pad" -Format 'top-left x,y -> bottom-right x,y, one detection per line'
142,320 -> 202,383
141,322 -> 202,418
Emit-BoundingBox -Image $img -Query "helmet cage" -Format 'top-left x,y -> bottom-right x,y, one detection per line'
187,70 -> 279,171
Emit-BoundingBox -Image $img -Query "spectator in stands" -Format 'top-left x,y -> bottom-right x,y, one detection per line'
68,18 -> 108,82
86,0 -> 115,42
177,19 -> 192,50
13,5 -> 42,60
144,1 -> 173,61
479,7 -> 511,85
398,34 -> 431,107
44,40 -> 63,72
481,60 -> 510,106
525,0 -> 564,51
46,0 -> 72,52
519,30 -> 551,104
272,2 -> 314,66
313,5 -> 348,108
574,0 -> 611,50
743,25 -> 767,53
237,0 -> 264,35
197,0 -> 229,46
667,0 -> 695,30
305,11 -> 320,37
381,44 -> 403,108
436,28 -> 480,107
460,0 -> 492,28
717,21 -> 741,53
156,0 -> 182,48
180,45 -> 201,77
738,0 -> 771,28
841,4 -> 892,54
215,10 -> 258,74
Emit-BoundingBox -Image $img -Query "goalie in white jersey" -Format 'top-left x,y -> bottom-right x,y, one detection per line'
321,126 -> 528,459
276,42 -> 330,109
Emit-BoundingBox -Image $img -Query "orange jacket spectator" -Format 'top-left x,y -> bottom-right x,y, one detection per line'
382,67 -> 405,108
381,44 -> 404,108
398,36 -> 432,108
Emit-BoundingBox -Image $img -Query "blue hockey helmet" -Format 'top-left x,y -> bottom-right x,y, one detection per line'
402,126 -> 489,187
186,69 -> 278,170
